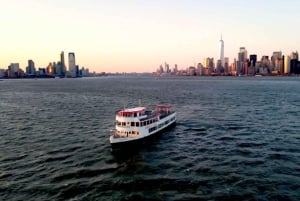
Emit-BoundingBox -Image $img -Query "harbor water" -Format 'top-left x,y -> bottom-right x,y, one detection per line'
0,76 -> 300,200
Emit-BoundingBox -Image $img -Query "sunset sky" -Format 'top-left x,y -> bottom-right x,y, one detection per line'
1,0 -> 300,73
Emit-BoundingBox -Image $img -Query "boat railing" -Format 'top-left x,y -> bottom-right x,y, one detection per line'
157,110 -> 175,119
112,133 -> 139,139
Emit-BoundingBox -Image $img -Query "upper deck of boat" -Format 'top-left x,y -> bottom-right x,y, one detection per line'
116,105 -> 174,120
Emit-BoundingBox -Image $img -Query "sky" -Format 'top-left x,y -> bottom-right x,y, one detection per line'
1,0 -> 300,73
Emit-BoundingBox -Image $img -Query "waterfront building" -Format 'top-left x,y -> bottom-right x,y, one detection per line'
68,52 -> 76,77
238,47 -> 248,62
46,63 -> 54,75
216,59 -> 223,74
284,55 -> 290,74
51,62 -> 58,75
0,69 -> 5,78
38,68 -> 46,76
164,62 -> 170,73
203,58 -> 208,68
197,63 -> 203,75
203,57 -> 214,73
8,63 -> 20,78
219,34 -> 224,67
271,51 -> 282,70
250,54 -> 257,68
290,51 -> 299,60
279,57 -> 284,75
159,64 -> 164,74
238,47 -> 248,74
229,58 -> 238,75
174,64 -> 178,74
56,62 -> 62,76
80,67 -> 90,77
244,60 -> 249,75
290,59 -> 300,74
187,66 -> 196,76
224,57 -> 229,74
289,52 -> 299,74
261,56 -> 270,67
60,51 -> 66,77
26,60 -> 36,75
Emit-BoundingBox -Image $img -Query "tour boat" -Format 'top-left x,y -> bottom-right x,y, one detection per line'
110,105 -> 176,148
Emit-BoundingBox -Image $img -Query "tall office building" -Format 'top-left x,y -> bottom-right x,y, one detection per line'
164,62 -> 170,73
290,51 -> 299,60
290,51 -> 300,74
238,47 -> 248,62
271,51 -> 282,71
68,52 -> 76,77
284,55 -> 290,74
8,63 -> 20,77
290,59 -> 299,74
224,57 -> 229,73
26,59 -> 36,75
272,51 -> 282,63
60,51 -> 66,77
219,34 -> 224,67
249,55 -> 257,67
238,47 -> 248,74
203,57 -> 214,73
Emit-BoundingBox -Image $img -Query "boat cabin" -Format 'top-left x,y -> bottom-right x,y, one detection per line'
117,107 -> 146,117
155,105 -> 172,112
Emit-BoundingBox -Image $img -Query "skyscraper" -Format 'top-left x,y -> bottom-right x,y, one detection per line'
60,51 -> 66,77
238,47 -> 248,74
219,34 -> 224,67
8,63 -> 20,78
26,59 -> 36,75
68,52 -> 76,77
250,55 -> 257,67
271,51 -> 282,70
238,47 -> 248,62
290,51 -> 299,60
284,55 -> 290,74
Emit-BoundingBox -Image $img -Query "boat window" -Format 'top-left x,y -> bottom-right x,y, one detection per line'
131,122 -> 135,127
122,122 -> 126,126
136,122 -> 140,127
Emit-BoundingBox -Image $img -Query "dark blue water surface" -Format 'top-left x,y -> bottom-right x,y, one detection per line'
0,76 -> 300,201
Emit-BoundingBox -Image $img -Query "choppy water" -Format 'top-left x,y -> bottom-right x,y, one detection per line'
0,76 -> 300,201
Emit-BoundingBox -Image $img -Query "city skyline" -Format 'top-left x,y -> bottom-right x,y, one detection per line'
1,0 -> 300,73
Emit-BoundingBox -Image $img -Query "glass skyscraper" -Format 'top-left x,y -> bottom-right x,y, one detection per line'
219,34 -> 224,67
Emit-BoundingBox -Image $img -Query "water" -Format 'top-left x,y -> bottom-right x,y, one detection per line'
0,76 -> 300,201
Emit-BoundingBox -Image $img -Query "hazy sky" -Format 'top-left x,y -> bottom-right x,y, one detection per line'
1,0 -> 300,73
